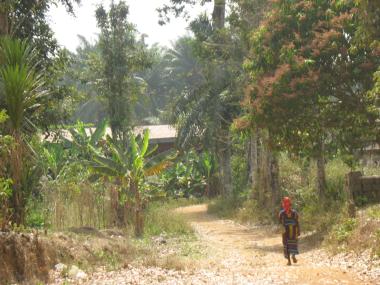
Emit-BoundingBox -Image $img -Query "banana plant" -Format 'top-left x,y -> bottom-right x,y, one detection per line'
40,143 -> 68,180
197,151 -> 216,196
62,119 -> 107,160
86,129 -> 176,236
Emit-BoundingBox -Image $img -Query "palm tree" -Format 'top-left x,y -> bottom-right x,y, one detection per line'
165,28 -> 242,197
0,37 -> 46,225
87,130 -> 175,236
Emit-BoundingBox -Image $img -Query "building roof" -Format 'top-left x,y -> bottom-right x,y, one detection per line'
44,124 -> 177,144
362,143 -> 380,152
135,125 -> 177,143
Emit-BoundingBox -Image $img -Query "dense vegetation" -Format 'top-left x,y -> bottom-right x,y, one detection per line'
0,0 -> 378,251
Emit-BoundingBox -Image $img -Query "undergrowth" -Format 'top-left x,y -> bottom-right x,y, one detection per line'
325,204 -> 380,257
208,157 -> 380,257
132,199 -> 206,271
143,198 -> 199,237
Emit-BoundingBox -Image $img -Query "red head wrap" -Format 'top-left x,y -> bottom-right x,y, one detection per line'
282,197 -> 291,214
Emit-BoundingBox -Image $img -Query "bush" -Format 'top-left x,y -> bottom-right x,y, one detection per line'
236,199 -> 274,225
143,201 -> 193,237
368,205 -> 380,219
207,197 -> 241,219
330,218 -> 358,243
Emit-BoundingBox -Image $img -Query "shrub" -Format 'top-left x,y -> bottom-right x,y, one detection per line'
207,197 -> 241,219
330,218 -> 358,243
368,205 -> 380,219
144,201 -> 193,237
236,199 -> 274,225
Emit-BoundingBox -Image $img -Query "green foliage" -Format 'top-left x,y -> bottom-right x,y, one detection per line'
40,143 -> 68,180
88,130 -> 175,187
330,218 -> 358,243
95,1 -> 153,139
94,249 -> 122,271
0,37 -> 49,225
144,201 -> 193,237
86,129 -> 176,235
63,119 -> 108,160
0,109 -> 7,123
324,204 -> 380,255
25,198 -> 45,228
242,0 -> 378,161
159,150 -> 212,198
4,1 -> 81,129
0,37 -> 47,132
207,197 -> 242,219
367,205 -> 380,220
230,133 -> 249,195
0,178 -> 12,206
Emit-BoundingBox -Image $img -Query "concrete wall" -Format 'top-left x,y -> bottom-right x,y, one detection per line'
345,171 -> 380,206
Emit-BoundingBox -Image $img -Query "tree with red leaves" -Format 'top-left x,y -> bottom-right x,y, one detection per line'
243,0 -> 378,196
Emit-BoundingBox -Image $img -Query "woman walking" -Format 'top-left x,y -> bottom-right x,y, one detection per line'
279,197 -> 300,265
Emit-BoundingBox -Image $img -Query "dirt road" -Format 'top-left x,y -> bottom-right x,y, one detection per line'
55,204 -> 378,285
177,204 -> 377,285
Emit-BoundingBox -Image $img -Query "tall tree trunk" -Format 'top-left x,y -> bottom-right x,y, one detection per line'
113,178 -> 126,227
300,158 -> 310,186
218,129 -> 232,197
248,131 -> 258,191
269,151 -> 280,211
0,4 -> 9,36
132,180 -> 143,237
116,190 -> 126,227
10,133 -> 25,225
212,0 -> 226,29
212,0 -> 227,196
256,131 -> 266,204
253,129 -> 280,210
223,140 -> 232,196
316,150 -> 327,197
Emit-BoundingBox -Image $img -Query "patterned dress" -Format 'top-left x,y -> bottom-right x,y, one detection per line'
279,209 -> 300,258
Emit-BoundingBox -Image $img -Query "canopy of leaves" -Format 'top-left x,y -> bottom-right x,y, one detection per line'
242,0 -> 378,157
95,1 -> 153,140
0,37 -> 47,134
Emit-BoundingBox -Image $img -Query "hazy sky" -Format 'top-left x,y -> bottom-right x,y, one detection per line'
47,0 -> 212,52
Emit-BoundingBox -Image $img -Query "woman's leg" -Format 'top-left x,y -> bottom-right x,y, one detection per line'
287,255 -> 292,265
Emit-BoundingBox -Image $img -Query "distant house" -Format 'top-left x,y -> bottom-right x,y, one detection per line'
44,124 -> 177,154
360,143 -> 380,167
135,125 -> 177,153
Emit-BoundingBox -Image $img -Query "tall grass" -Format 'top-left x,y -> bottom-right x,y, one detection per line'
28,180 -> 117,230
144,200 -> 194,237
28,180 -> 196,239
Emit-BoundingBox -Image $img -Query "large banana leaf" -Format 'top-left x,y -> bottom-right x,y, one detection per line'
144,149 -> 178,177
140,129 -> 150,157
91,153 -> 125,174
90,119 -> 108,146
106,135 -> 128,164
84,160 -> 121,177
